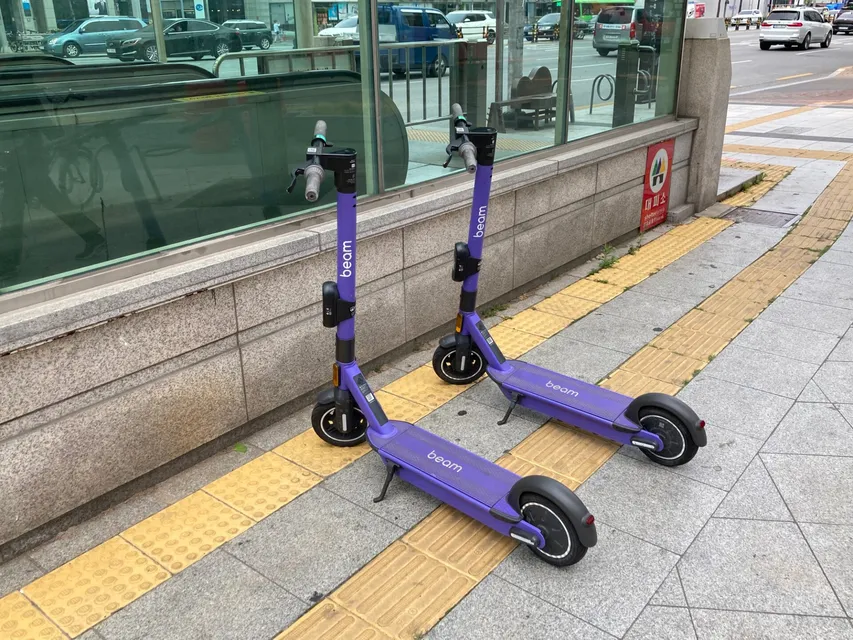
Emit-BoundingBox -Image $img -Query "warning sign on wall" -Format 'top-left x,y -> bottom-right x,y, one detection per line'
640,139 -> 674,232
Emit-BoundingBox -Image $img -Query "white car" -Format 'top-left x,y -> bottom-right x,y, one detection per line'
318,15 -> 358,38
445,10 -> 497,43
759,7 -> 832,49
731,9 -> 762,25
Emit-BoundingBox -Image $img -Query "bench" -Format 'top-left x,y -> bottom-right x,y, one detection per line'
487,66 -> 573,132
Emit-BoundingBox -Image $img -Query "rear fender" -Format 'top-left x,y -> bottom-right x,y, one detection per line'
626,392 -> 707,447
507,475 -> 597,548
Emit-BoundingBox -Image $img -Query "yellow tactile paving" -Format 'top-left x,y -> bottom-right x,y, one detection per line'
599,369 -> 681,396
734,266 -> 801,290
723,144 -> 853,161
329,542 -> 476,640
650,326 -> 732,361
622,346 -> 706,386
724,105 -> 817,133
373,391 -> 432,424
0,592 -> 66,640
560,279 -> 624,303
404,506 -> 517,580
511,421 -> 619,484
533,293 -> 599,321
698,294 -> 767,322
591,266 -> 647,288
203,452 -> 322,521
274,429 -> 370,477
275,601 -> 391,640
496,453 -> 580,490
501,308 -> 571,338
23,537 -> 169,637
789,222 -> 843,241
758,246 -> 817,272
779,234 -> 834,252
121,491 -> 252,574
716,279 -> 783,305
667,217 -> 731,240
675,309 -> 748,339
382,365 -> 469,410
486,324 -> 545,359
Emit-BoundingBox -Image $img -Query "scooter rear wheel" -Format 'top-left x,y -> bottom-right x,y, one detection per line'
432,344 -> 486,385
311,402 -> 368,447
638,407 -> 698,467
519,493 -> 587,567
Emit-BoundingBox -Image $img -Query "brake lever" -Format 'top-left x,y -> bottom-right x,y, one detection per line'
286,165 -> 306,194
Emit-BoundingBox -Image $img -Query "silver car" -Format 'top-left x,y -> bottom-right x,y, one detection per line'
759,7 -> 832,50
592,5 -> 644,56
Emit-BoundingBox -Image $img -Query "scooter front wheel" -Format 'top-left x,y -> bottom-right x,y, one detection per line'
432,344 -> 486,385
311,402 -> 368,447
519,493 -> 587,567
638,407 -> 698,467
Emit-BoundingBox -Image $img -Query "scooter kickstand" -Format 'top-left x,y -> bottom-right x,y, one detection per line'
497,393 -> 520,425
373,462 -> 400,503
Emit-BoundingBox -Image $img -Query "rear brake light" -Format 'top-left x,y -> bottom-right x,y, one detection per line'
761,21 -> 770,27
630,21 -> 636,39
584,514 -> 595,526
699,420 -> 706,429
788,21 -> 803,26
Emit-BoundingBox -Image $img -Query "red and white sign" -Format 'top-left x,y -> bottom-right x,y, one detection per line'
640,139 -> 675,232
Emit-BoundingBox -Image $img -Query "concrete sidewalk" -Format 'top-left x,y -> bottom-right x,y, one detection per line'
2,102 -> 853,640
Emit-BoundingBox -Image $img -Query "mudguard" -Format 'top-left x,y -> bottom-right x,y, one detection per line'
317,388 -> 335,405
626,392 -> 707,448
507,475 -> 597,548
439,334 -> 457,349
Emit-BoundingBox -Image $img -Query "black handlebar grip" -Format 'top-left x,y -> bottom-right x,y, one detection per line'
459,142 -> 477,174
450,103 -> 465,120
304,165 -> 324,202
313,120 -> 328,140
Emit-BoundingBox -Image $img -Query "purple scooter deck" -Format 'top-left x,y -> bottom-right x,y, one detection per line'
490,360 -> 633,422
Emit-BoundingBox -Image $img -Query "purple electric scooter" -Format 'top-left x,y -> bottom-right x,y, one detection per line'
288,120 -> 596,566
432,105 -> 707,467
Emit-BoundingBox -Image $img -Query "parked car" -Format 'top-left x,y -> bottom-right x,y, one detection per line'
759,8 -> 832,49
446,10 -> 496,43
318,15 -> 359,38
833,10 -> 853,33
106,19 -> 242,62
524,13 -> 561,41
593,5 -> 645,56
42,16 -> 145,58
221,20 -> 272,49
731,9 -> 763,25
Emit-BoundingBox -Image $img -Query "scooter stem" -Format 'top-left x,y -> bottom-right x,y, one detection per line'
463,164 -> 495,297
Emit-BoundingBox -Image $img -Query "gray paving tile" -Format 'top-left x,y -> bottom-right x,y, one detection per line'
244,406 -> 312,452
495,293 -> 545,319
802,260 -> 853,284
28,491 -> 165,572
733,318 -> 840,365
96,550 -> 305,640
676,376 -> 793,441
829,329 -> 853,362
799,380 -> 832,403
366,365 -> 410,390
576,455 -> 724,554
536,271 -> 582,297
620,423 -> 762,491
763,453 -> 853,524
78,631 -> 105,640
225,487 -> 402,603
802,523 -> 853,618
322,454 -> 440,530
394,346 -> 435,372
459,379 -> 549,426
685,240 -> 766,269
560,311 -> 660,355
597,291 -> 696,331
760,297 -> 853,336
624,606 -> 696,640
524,335 -> 628,385
715,458 -> 792,522
679,518 -> 843,616
763,403 -> 853,457
696,345 -> 818,399
691,609 -> 853,640
631,270 -> 724,305
427,574 -> 613,640
0,554 -> 43,598
822,248 -> 853,267
653,253 -> 743,286
815,362 -> 853,403
650,568 -> 687,607
782,278 -> 853,311
495,523 -> 678,638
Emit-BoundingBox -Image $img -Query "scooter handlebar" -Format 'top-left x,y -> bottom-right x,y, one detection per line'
304,164 -> 324,202
313,119 -> 328,140
450,103 -> 465,120
459,141 -> 477,174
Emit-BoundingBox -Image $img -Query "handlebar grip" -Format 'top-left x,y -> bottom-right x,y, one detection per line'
313,120 -> 327,140
450,103 -> 465,120
304,164 -> 324,202
459,142 -> 477,174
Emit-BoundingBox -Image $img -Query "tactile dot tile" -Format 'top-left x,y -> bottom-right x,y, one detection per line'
734,266 -> 801,289
486,324 -> 545,360
675,309 -> 748,339
650,327 -> 731,360
275,600 -> 391,640
373,391 -> 432,424
511,421 -> 618,484
203,452 -> 322,521
23,537 -> 169,637
496,453 -> 579,490
0,592 -> 65,640
779,234 -> 834,252
533,294 -> 599,321
331,542 -> 476,640
404,505 -> 516,580
698,295 -> 767,322
716,280 -> 782,305
501,309 -> 571,338
622,346 -> 707,386
273,429 -> 370,477
591,266 -> 648,288
599,369 -> 682,396
381,365 -> 469,410
757,247 -> 815,272
121,491 -> 252,574
560,280 -> 624,304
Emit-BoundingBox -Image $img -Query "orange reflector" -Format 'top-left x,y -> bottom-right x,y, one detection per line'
455,314 -> 463,333
332,363 -> 340,387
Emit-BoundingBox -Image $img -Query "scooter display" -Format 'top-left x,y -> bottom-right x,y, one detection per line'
432,106 -> 707,467
288,119 -> 597,566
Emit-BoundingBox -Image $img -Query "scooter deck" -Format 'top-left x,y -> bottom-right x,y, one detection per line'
371,421 -> 519,508
489,360 -> 633,422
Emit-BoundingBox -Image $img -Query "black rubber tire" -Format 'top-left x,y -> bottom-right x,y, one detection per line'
759,41 -> 771,50
63,41 -> 81,58
784,43 -> 794,49
311,402 -> 368,447
393,70 -> 407,79
638,406 -> 698,467
519,493 -> 587,567
486,30 -> 496,44
429,54 -> 447,78
432,343 -> 486,385
143,43 -> 159,61
259,36 -> 271,49
821,31 -> 831,48
799,32 -> 811,50
191,53 -> 204,60
597,48 -> 609,56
